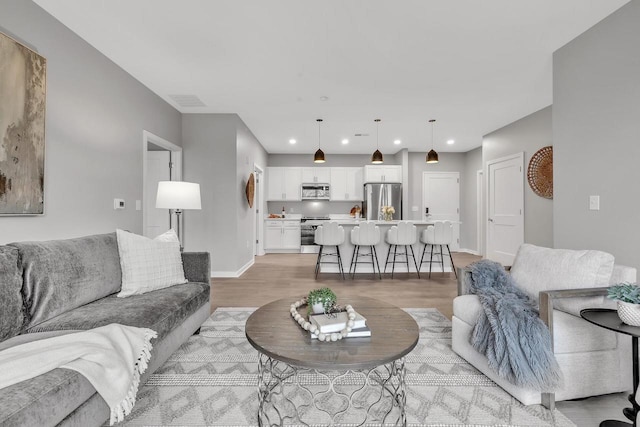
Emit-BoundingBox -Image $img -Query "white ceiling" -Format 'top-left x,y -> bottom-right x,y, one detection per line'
35,0 -> 628,155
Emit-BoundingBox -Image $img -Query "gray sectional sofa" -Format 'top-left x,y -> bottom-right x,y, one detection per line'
0,232 -> 211,427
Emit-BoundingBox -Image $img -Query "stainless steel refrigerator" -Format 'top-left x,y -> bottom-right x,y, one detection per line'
363,183 -> 402,220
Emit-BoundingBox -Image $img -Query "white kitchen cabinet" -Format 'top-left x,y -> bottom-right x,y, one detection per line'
267,167 -> 302,201
364,165 -> 402,183
264,220 -> 301,251
282,222 -> 301,249
330,167 -> 364,201
301,167 -> 331,184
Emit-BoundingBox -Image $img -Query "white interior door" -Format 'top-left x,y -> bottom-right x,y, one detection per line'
422,172 -> 460,250
145,151 -> 171,238
486,153 -> 524,265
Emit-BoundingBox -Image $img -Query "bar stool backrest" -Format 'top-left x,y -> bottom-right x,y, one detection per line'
315,222 -> 345,246
351,221 -> 381,246
387,221 -> 417,245
423,221 -> 453,245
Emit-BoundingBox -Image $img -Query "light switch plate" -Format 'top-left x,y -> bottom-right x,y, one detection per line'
114,198 -> 125,210
135,200 -> 142,211
411,206 -> 418,212
589,195 -> 600,211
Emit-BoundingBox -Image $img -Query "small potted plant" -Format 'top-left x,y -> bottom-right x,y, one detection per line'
307,287 -> 337,315
608,283 -> 640,326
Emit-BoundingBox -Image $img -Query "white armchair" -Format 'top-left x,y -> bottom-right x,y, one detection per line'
452,244 -> 636,410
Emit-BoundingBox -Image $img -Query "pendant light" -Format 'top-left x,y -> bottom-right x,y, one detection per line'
426,119 -> 439,164
371,119 -> 383,164
313,118 -> 325,163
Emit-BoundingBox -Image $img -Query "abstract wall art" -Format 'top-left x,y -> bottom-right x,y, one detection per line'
0,32 -> 46,215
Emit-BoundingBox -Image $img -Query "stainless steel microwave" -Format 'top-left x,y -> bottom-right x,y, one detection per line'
301,184 -> 330,200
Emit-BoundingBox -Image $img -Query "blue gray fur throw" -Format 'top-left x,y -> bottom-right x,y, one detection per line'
468,259 -> 563,391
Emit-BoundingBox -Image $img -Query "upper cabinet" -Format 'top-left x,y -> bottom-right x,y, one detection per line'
267,167 -> 302,201
364,165 -> 402,183
330,167 -> 364,201
301,167 -> 331,184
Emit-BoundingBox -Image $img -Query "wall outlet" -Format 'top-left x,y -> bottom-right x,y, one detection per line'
114,198 -> 125,210
589,195 -> 600,211
411,206 -> 418,212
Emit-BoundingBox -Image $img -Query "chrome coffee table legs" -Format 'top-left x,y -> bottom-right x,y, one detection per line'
257,353 -> 407,426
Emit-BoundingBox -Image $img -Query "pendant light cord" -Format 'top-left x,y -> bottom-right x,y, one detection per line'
430,119 -> 436,150
317,118 -> 322,149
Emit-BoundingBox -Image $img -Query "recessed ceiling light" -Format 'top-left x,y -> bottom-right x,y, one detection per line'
320,96 -> 329,101
289,139 -> 297,144
342,139 -> 349,145
447,139 -> 455,145
394,139 -> 401,145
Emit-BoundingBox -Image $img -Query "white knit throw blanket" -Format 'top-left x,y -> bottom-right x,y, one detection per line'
0,324 -> 157,425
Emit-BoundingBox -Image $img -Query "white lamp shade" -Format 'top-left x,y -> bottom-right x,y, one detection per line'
156,181 -> 202,210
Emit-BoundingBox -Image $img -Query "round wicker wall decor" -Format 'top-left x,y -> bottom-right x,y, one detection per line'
527,146 -> 553,199
246,173 -> 255,208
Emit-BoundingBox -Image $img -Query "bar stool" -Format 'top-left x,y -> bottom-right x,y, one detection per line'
314,222 -> 346,279
384,221 -> 420,278
349,222 -> 382,279
419,221 -> 457,279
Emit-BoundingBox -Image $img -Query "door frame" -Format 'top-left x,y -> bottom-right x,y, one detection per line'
485,152 -> 524,262
254,164 -> 265,256
142,130 -> 182,234
476,169 -> 483,256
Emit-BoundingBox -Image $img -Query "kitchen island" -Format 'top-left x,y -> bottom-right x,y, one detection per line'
317,220 -> 453,275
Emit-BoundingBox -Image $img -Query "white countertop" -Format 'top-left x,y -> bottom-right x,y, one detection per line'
334,220 -> 436,225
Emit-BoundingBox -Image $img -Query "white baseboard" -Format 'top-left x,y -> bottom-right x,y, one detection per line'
211,258 -> 255,278
458,248 -> 481,256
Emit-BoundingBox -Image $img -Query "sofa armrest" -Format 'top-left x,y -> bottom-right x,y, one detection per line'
457,264 -> 511,296
538,287 -> 609,350
181,252 -> 211,283
457,267 -> 472,295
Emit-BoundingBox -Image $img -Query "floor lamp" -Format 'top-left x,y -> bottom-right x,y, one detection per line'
156,181 -> 201,250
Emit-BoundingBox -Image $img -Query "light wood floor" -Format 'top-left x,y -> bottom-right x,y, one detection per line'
210,252 -> 631,427
212,252 -> 480,319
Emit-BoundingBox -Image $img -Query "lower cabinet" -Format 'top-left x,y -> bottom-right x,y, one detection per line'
265,220 -> 301,251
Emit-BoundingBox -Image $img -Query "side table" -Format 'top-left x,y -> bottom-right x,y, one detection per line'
581,308 -> 639,427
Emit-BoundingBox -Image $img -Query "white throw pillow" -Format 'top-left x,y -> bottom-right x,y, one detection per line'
510,243 -> 614,315
116,229 -> 187,298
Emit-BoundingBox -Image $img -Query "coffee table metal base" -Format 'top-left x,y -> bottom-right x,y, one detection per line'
257,353 -> 407,426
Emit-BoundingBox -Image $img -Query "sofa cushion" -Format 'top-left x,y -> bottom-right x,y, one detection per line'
510,244 -> 614,316
27,282 -> 209,340
9,233 -> 122,330
0,368 -> 96,427
0,246 -> 23,341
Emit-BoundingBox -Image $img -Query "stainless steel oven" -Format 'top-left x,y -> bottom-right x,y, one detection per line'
300,217 -> 329,253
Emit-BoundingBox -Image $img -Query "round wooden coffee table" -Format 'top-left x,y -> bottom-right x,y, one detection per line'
246,296 -> 419,426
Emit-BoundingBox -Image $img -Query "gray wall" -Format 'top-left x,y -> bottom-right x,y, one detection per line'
236,119 -> 268,266
182,114 -> 267,275
482,106 -> 554,248
553,0 -> 640,269
461,147 -> 482,253
0,0 -> 181,244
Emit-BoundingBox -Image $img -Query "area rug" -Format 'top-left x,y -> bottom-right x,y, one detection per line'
122,308 -> 575,426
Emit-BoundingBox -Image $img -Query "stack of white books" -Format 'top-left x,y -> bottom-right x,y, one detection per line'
309,310 -> 371,339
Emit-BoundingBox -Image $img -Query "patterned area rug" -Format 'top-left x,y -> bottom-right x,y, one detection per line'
122,308 -> 575,426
